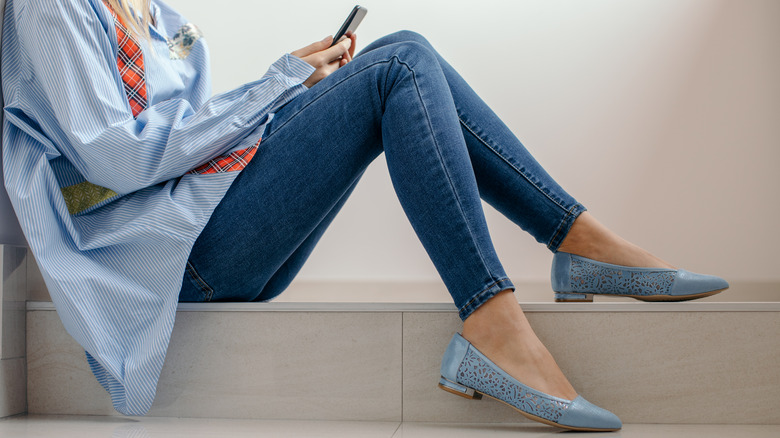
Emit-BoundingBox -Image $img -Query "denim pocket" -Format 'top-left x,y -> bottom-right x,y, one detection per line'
182,260 -> 215,302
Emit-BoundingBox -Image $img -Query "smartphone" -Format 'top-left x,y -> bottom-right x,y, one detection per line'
331,5 -> 367,47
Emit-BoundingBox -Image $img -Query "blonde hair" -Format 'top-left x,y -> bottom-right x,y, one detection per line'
105,0 -> 152,40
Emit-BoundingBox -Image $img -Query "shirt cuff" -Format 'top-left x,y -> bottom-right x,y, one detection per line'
264,53 -> 316,88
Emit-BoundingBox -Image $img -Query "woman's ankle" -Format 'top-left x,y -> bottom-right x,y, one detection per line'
462,290 -> 527,343
461,290 -> 579,400
557,212 -> 675,269
557,212 -> 607,258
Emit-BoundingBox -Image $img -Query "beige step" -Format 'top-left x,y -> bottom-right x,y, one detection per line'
26,299 -> 780,424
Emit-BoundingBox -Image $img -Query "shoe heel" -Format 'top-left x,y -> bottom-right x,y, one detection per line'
438,377 -> 482,400
554,292 -> 594,302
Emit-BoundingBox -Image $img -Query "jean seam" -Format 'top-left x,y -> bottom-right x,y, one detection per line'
185,261 -> 214,302
397,56 -> 500,283
457,115 -> 585,251
547,204 -> 584,251
457,115 -> 570,213
458,277 -> 514,319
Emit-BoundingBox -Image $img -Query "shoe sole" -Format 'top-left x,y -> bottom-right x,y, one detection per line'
437,383 -> 621,432
554,287 -> 728,303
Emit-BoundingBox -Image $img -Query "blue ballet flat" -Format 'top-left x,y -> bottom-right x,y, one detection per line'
551,252 -> 729,302
439,333 -> 622,431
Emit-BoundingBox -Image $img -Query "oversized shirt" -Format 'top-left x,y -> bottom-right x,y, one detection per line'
1,0 -> 315,415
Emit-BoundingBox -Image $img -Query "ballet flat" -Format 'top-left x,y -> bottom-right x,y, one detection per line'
438,333 -> 622,431
551,252 -> 729,302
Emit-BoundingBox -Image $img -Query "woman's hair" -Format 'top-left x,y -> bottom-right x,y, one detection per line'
105,0 -> 152,40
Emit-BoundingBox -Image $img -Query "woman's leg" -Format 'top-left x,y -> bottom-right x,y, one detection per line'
360,31 -> 672,269
353,31 -> 667,399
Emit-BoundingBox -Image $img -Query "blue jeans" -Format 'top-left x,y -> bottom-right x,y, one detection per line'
179,31 -> 585,320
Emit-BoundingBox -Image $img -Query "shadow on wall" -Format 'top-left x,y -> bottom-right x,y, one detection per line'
0,0 -> 26,246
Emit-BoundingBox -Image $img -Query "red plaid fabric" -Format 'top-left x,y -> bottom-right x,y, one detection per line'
105,4 -> 148,118
188,140 -> 259,175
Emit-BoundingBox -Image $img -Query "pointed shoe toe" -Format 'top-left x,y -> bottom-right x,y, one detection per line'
552,252 -> 729,302
558,396 -> 623,431
670,270 -> 730,297
438,333 -> 621,432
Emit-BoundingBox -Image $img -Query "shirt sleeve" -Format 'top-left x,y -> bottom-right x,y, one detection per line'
12,0 -> 314,195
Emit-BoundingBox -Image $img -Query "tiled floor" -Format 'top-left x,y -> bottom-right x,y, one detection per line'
0,416 -> 778,437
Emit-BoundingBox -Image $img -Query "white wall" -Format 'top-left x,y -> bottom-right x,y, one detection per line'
163,0 -> 779,285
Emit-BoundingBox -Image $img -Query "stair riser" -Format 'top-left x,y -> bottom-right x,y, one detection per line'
27,309 -> 780,423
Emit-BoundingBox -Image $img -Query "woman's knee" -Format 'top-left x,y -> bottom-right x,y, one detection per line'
361,30 -> 436,55
389,30 -> 432,47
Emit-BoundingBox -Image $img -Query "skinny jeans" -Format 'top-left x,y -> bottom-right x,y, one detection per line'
179,31 -> 586,320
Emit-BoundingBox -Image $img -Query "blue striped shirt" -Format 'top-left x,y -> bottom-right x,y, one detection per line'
1,0 -> 315,415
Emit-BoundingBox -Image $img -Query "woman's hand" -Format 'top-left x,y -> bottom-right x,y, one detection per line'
292,33 -> 357,88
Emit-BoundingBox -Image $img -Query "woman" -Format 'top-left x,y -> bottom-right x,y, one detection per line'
1,0 -> 728,430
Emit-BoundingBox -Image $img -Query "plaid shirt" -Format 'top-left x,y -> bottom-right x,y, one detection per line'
2,0 -> 314,415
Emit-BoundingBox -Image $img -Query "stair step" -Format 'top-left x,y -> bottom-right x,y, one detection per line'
26,300 -> 780,423
2,416 -> 780,438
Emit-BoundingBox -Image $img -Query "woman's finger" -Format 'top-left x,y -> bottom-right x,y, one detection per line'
321,38 -> 352,64
346,32 -> 357,60
343,47 -> 353,64
291,36 -> 333,58
337,34 -> 357,67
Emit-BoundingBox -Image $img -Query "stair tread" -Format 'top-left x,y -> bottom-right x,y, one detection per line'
27,300 -> 780,312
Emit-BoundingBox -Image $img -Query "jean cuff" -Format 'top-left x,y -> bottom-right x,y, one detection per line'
458,277 -> 515,321
547,203 -> 587,252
